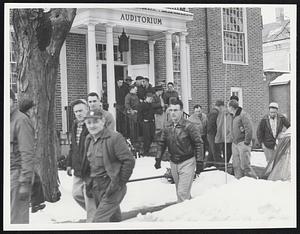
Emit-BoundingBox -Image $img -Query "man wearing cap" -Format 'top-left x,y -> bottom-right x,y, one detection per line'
116,79 -> 128,135
227,99 -> 257,179
139,91 -> 155,155
66,99 -> 97,222
134,76 -> 145,101
257,102 -> 290,164
10,90 -> 35,223
125,85 -> 140,140
141,77 -> 154,100
87,92 -> 115,130
81,109 -> 135,222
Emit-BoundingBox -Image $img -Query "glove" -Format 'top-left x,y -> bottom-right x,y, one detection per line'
105,180 -> 121,198
18,183 -> 30,201
154,158 -> 161,169
66,167 -> 72,176
195,162 -> 204,175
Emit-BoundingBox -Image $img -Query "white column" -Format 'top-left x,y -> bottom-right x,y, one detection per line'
106,23 -> 116,127
180,32 -> 189,113
148,40 -> 156,85
59,42 -> 68,134
165,31 -> 174,84
87,23 -> 99,95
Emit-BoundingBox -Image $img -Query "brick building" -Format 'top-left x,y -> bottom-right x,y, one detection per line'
12,7 -> 265,142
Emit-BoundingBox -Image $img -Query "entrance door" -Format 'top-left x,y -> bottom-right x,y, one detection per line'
101,64 -> 125,109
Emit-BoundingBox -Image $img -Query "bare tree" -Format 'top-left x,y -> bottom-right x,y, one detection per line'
12,8 -> 76,202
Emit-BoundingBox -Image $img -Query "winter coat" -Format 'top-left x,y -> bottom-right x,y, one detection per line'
231,107 -> 253,145
66,121 -> 89,177
81,128 -> 135,186
162,90 -> 179,105
207,107 -> 219,136
188,112 -> 207,136
256,113 -> 290,149
139,101 -> 155,121
125,93 -> 140,113
10,108 -> 35,185
151,94 -> 164,115
215,107 -> 233,143
116,84 -> 128,106
156,117 -> 204,164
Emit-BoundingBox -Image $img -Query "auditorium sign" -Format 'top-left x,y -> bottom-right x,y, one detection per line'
120,13 -> 163,25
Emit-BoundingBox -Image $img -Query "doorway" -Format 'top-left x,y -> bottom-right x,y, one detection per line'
101,64 -> 125,110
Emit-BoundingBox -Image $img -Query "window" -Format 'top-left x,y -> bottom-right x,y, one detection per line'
96,44 -> 123,62
10,29 -> 18,93
230,87 -> 243,107
222,8 -> 247,64
172,35 -> 180,72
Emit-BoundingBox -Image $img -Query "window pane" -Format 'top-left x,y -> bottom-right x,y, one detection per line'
222,7 -> 246,63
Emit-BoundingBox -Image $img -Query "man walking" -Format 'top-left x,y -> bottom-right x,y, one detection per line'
227,99 -> 257,179
66,99 -> 97,222
10,90 -> 35,223
82,109 -> 135,222
154,99 -> 204,203
139,92 -> 155,155
206,100 -> 224,167
256,102 -> 290,164
87,92 -> 115,130
188,104 -> 208,157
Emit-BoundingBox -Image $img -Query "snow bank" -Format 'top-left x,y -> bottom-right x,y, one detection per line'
132,177 -> 293,223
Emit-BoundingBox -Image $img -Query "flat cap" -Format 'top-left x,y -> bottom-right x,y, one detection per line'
269,102 -> 279,109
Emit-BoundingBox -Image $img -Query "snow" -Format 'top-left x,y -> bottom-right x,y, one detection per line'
27,152 -> 295,229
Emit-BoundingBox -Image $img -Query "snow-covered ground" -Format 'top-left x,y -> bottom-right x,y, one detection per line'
26,152 -> 295,229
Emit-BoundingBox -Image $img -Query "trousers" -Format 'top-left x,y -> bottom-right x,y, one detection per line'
262,144 -> 275,164
232,142 -> 258,179
72,176 -> 97,222
92,176 -> 127,222
142,121 -> 155,154
11,169 -> 31,224
170,157 -> 196,203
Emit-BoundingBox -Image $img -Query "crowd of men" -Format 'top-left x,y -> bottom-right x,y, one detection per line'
10,75 -> 290,223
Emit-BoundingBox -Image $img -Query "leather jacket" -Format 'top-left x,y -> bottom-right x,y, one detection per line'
156,117 -> 204,164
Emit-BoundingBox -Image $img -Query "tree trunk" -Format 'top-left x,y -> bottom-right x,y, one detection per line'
12,8 -> 76,202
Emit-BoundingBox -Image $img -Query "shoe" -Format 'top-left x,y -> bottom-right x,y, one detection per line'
31,203 -> 46,213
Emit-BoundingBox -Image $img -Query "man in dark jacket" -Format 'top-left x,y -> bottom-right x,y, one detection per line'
66,99 -> 96,222
154,99 -> 204,203
116,79 -> 128,135
162,82 -> 179,105
206,100 -> 224,167
139,92 -> 155,155
257,102 -> 290,164
125,85 -> 140,140
228,100 -> 257,179
134,76 -> 145,101
83,109 -> 135,222
10,90 -> 35,224
152,85 -> 165,137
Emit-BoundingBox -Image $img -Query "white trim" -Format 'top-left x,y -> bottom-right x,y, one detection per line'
59,42 -> 68,134
230,87 -> 243,107
186,43 -> 192,100
221,8 -> 248,65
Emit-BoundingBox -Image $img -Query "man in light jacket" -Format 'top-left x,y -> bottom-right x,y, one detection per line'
227,99 -> 257,179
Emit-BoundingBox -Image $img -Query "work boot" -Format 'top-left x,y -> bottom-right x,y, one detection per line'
31,203 -> 46,213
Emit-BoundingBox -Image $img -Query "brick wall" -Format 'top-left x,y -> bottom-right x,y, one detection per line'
187,8 -> 265,142
270,84 -> 290,121
131,39 -> 149,65
66,33 -> 88,104
187,8 -> 209,114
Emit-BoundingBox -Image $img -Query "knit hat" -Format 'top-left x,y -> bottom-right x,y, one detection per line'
84,109 -> 105,120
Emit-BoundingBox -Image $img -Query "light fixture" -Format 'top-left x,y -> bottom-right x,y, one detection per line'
118,28 -> 129,53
